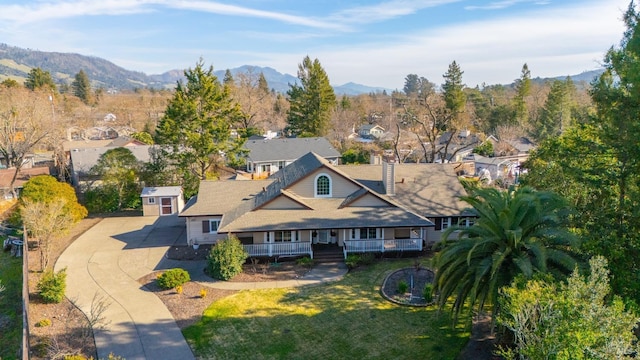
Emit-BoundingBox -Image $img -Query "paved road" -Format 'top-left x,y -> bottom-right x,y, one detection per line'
55,215 -> 195,360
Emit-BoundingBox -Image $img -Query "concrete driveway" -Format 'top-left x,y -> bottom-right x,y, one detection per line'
55,215 -> 195,360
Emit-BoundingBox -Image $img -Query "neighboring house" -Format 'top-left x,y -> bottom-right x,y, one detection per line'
434,130 -> 483,163
243,137 -> 340,178
471,154 -> 522,186
107,136 -> 146,147
358,124 -> 385,139
503,137 -> 536,156
140,186 -> 184,216
85,126 -> 119,140
0,166 -> 50,200
69,145 -> 153,186
180,152 -> 471,259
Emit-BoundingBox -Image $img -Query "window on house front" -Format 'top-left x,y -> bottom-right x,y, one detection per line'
148,197 -> 155,204
441,217 -> 451,231
350,228 -> 379,239
461,217 -> 474,227
315,174 -> 332,197
202,219 -> 220,234
274,231 -> 298,242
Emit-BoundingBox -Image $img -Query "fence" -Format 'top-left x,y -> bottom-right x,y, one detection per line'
21,225 -> 30,359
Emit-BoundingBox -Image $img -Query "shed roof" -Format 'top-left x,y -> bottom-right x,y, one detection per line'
141,186 -> 182,198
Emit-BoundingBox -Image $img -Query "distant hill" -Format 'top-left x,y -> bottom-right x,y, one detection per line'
0,43 -> 157,89
0,44 -> 389,94
155,65 -> 389,95
0,43 -> 603,94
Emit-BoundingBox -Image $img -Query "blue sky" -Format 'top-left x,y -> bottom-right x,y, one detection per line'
0,0 -> 630,89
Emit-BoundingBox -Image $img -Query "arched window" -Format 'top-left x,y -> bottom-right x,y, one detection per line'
314,173 -> 332,197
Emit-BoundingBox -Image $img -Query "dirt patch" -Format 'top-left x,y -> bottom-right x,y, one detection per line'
138,273 -> 237,329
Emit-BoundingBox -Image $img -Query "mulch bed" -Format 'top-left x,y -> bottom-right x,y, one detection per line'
381,267 -> 435,306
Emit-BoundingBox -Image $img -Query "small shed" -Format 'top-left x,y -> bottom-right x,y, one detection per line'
140,186 -> 185,216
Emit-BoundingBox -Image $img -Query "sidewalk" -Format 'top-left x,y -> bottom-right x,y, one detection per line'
56,215 -> 348,360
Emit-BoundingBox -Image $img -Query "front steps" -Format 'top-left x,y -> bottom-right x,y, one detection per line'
313,244 -> 344,263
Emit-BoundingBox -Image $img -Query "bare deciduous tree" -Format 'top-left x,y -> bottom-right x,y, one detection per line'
0,87 -> 53,197
21,198 -> 74,271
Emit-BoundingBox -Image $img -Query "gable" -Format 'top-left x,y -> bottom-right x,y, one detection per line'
260,195 -> 308,210
347,193 -> 390,207
288,167 -> 361,198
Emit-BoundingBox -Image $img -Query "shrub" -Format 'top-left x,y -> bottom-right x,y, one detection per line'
360,253 -> 375,265
175,285 -> 183,294
200,288 -> 208,298
32,337 -> 51,357
37,268 -> 67,303
345,254 -> 361,269
397,280 -> 409,294
156,268 -> 190,290
423,283 -> 434,303
207,236 -> 248,280
296,256 -> 314,268
36,318 -> 52,327
345,253 -> 375,269
83,186 -> 119,213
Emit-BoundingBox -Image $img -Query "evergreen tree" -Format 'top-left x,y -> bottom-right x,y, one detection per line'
442,61 -> 466,119
513,63 -> 531,125
529,78 -> 575,142
1,79 -> 19,88
403,74 -> 420,95
154,60 -> 244,197
258,72 -> 269,94
286,56 -> 336,137
71,69 -> 92,105
403,74 -> 433,97
24,67 -> 56,91
223,69 -> 234,86
522,2 -> 640,300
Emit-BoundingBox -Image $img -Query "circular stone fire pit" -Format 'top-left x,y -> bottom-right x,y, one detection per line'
381,267 -> 435,306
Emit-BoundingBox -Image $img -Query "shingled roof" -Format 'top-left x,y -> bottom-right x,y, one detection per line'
338,163 -> 470,217
180,152 -> 471,234
244,137 -> 340,163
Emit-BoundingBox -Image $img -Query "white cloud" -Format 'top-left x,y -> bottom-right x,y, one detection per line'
254,0 -> 627,88
329,0 -> 461,24
464,0 -> 546,11
0,0 -> 345,30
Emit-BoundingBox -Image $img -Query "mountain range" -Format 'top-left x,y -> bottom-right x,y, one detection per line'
0,43 -> 389,95
0,43 -> 603,95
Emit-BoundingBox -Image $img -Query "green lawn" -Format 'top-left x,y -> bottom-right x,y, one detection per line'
0,238 -> 24,360
184,258 -> 470,359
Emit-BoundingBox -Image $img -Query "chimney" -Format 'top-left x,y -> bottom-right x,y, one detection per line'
382,155 -> 395,196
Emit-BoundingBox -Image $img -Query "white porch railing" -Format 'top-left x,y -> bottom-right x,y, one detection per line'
243,242 -> 313,258
343,238 -> 423,258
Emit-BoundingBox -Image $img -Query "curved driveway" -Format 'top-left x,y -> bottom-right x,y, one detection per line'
55,215 -> 195,360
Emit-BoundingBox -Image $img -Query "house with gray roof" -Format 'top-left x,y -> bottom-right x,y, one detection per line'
69,145 -> 154,186
243,137 -> 340,178
180,152 -> 471,259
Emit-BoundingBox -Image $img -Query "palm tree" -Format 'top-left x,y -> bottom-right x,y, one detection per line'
432,186 -> 579,321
